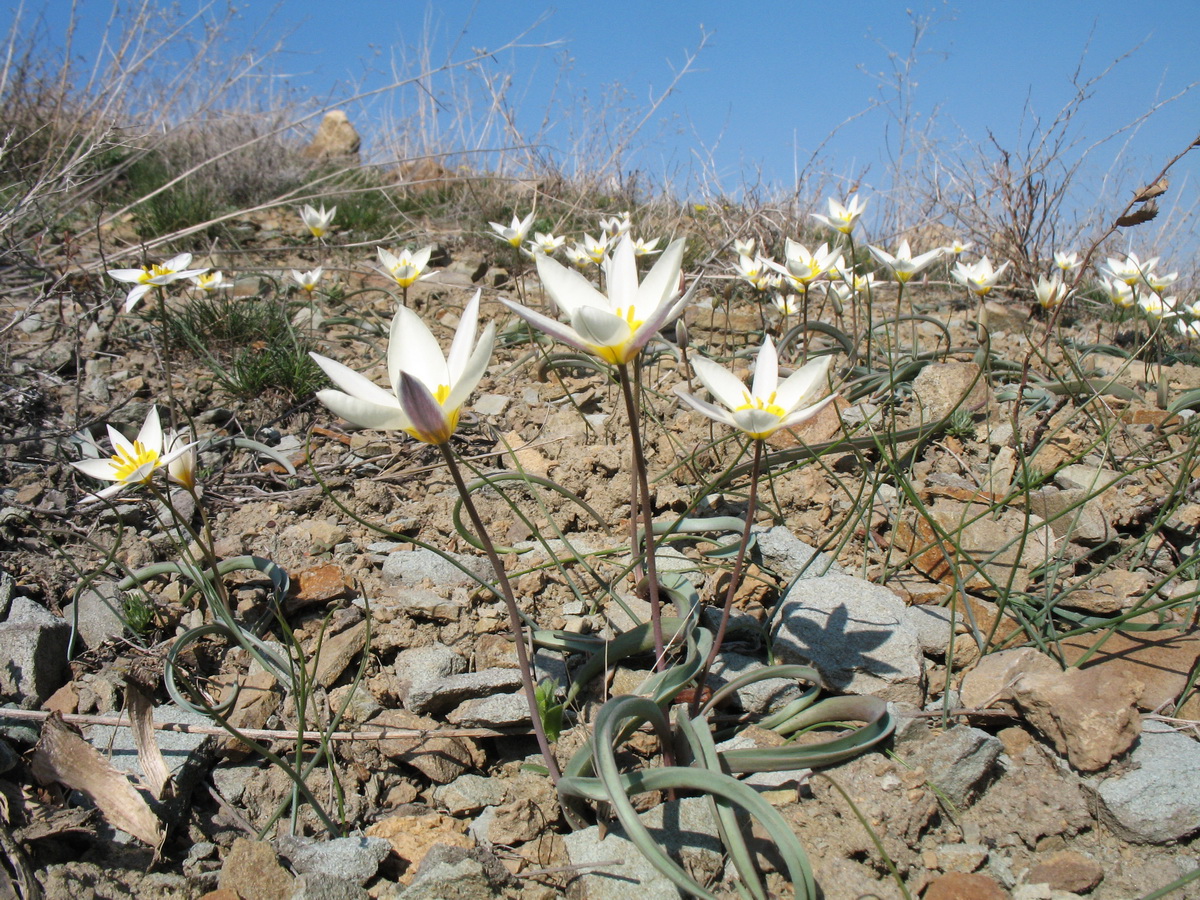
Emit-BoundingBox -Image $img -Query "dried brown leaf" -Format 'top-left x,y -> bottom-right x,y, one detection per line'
1133,177 -> 1169,202
125,682 -> 172,801
1116,200 -> 1159,228
29,713 -> 165,851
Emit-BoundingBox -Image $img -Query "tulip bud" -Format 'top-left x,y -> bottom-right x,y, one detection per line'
675,319 -> 689,349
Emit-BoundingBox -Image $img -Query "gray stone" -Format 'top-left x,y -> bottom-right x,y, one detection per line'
0,738 -> 20,775
472,394 -> 511,417
0,597 -> 70,708
83,705 -> 213,783
901,725 -> 1002,807
277,835 -> 391,885
62,583 -> 127,650
903,603 -> 955,655
653,546 -> 703,586
290,873 -> 368,900
1028,488 -> 1110,544
446,692 -> 529,728
563,797 -> 725,900
385,586 -> 464,621
433,774 -> 508,815
381,548 -> 491,587
399,845 -> 511,900
772,572 -> 925,705
708,652 -> 803,715
394,644 -> 468,708
1053,464 -> 1123,493
0,571 -> 13,619
405,668 -> 523,716
754,526 -> 842,579
1097,729 -> 1200,843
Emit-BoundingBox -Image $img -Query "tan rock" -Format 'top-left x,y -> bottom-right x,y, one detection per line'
1062,628 -> 1200,712
488,797 -> 545,845
894,499 -> 1054,595
309,620 -> 368,689
1060,568 -> 1150,615
958,647 -> 1059,712
1012,664 -> 1142,771
979,299 -> 1029,334
925,871 -> 1009,900
371,708 -> 484,783
1025,849 -> 1104,893
911,361 -> 993,424
217,838 -> 294,900
366,811 -> 474,884
292,563 -> 353,605
302,110 -> 361,163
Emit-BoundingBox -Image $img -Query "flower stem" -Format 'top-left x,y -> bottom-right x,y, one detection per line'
616,362 -> 666,670
695,438 -> 762,701
436,441 -> 562,782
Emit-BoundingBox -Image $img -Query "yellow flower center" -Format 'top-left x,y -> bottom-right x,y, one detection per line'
137,263 -> 174,284
734,391 -> 787,419
110,441 -> 160,482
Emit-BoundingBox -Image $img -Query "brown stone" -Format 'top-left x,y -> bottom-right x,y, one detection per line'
366,811 -> 474,883
213,669 -> 280,760
959,648 -> 1060,712
302,110 -> 361,163
1012,665 -> 1142,771
217,839 -> 294,900
911,361 -> 993,424
41,682 -> 79,715
309,621 -> 368,689
371,709 -> 484,783
1025,849 -> 1104,893
199,891 -> 242,900
293,564 -> 352,605
925,871 -> 1009,900
893,499 -> 1054,595
1062,628 -> 1200,712
487,797 -> 545,845
887,573 -> 953,606
1061,568 -> 1150,615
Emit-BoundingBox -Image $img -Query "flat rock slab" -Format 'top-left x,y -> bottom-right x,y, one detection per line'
773,571 -> 925,706
381,548 -> 491,587
563,797 -> 724,899
83,704 -> 214,783
1097,727 -> 1200,843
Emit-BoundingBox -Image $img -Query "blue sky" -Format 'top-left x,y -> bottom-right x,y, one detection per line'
14,1 -> 1200,248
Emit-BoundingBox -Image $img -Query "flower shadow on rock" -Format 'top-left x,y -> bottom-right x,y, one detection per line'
775,602 -> 900,692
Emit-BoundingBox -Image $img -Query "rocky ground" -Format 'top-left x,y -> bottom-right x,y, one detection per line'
1,214 -> 1199,899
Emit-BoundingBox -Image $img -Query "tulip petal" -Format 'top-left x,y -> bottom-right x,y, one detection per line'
315,389 -> 410,431
446,290 -> 481,382
534,252 -> 610,317
775,355 -> 832,412
751,338 -> 778,401
391,307 -> 448,393
499,299 -> 593,356
124,284 -> 152,311
778,393 -> 838,430
689,356 -> 750,412
72,458 -> 119,481
634,237 -> 685,318
731,407 -> 784,439
445,321 -> 494,414
108,268 -> 145,284
135,407 -> 163,450
674,388 -> 738,431
573,306 -> 632,354
310,353 -> 403,411
604,237 -> 639,312
397,371 -> 451,444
